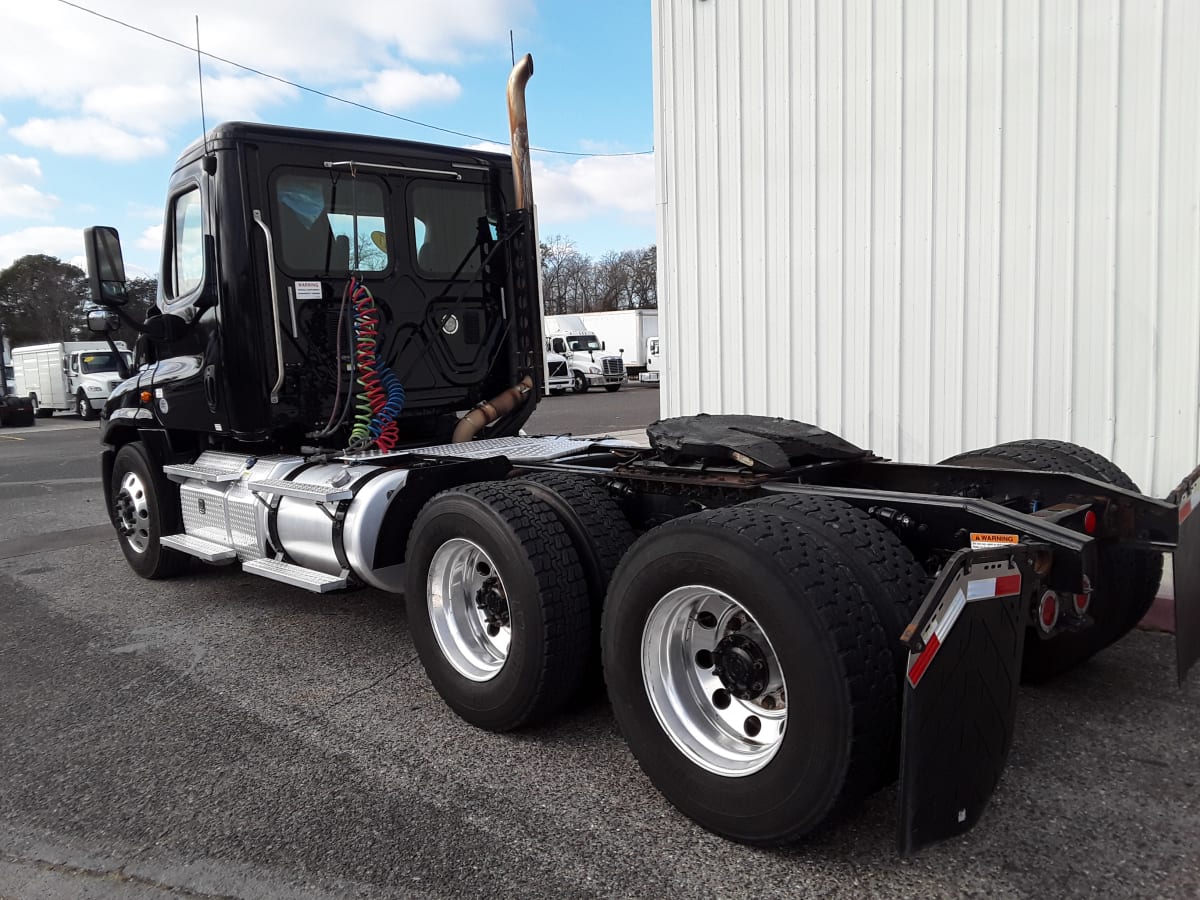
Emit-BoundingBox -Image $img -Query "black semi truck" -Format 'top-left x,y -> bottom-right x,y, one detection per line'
82,56 -> 1200,854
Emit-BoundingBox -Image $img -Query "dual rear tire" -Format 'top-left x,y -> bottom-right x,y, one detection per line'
941,439 -> 1163,682
407,479 -> 923,845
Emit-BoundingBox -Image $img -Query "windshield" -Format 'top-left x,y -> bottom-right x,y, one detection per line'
567,335 -> 602,352
79,352 -> 131,374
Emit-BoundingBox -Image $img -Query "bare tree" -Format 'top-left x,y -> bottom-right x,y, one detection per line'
540,238 -> 656,314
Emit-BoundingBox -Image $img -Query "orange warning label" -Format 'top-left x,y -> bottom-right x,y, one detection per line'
970,532 -> 1019,549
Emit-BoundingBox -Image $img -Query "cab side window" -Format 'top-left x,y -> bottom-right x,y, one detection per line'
166,187 -> 204,299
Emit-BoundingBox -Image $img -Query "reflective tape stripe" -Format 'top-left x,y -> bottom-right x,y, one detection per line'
908,570 -> 1023,688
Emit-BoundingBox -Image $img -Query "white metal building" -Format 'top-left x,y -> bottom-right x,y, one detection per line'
652,0 -> 1200,496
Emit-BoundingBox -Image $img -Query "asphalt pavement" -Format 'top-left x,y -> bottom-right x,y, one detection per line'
1,391 -> 1198,899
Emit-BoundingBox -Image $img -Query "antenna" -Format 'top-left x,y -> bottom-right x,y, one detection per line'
510,30 -> 515,67
195,16 -> 211,160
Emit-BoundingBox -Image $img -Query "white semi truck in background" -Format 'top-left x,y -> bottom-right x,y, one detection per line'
12,341 -> 131,419
567,310 -> 658,377
543,315 -> 627,393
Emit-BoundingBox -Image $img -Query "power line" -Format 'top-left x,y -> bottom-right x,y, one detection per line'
52,0 -> 653,158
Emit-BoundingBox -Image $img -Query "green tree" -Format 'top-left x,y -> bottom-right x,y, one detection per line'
124,276 -> 159,325
0,255 -> 90,345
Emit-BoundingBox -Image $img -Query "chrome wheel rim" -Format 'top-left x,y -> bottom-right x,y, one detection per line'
641,585 -> 787,776
78,395 -> 88,417
427,538 -> 511,682
114,471 -> 151,554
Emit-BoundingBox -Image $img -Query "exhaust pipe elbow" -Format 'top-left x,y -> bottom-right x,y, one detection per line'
452,375 -> 535,443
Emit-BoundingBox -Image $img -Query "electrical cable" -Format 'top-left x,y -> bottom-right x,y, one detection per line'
347,277 -> 404,452
53,0 -> 654,158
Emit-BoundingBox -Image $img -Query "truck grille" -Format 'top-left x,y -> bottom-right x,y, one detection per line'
603,358 -> 625,376
548,360 -> 568,377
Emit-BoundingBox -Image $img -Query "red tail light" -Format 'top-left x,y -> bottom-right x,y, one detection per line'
1038,591 -> 1060,633
1083,510 -> 1098,534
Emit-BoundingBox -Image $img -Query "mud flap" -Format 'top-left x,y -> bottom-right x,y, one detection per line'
896,546 -> 1036,855
1175,469 -> 1200,685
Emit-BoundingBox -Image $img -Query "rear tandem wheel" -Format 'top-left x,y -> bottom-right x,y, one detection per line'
602,505 -> 897,846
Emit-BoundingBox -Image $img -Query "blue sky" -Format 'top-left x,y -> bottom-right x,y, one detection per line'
0,0 -> 654,275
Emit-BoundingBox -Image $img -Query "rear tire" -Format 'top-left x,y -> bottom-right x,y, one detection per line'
941,439 -> 1162,682
31,395 -> 52,418
602,505 -> 896,846
739,495 -> 929,673
404,482 -> 591,731
516,472 -> 637,697
110,442 -> 187,579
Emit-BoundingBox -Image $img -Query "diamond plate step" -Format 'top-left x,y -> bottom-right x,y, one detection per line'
160,533 -> 237,563
338,435 -> 599,463
246,478 -> 353,502
242,557 -> 349,593
163,462 -> 243,484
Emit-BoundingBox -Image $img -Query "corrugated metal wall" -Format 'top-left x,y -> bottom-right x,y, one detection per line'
652,0 -> 1200,496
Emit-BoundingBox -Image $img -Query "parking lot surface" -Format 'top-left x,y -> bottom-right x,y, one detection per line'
1,395 -> 1198,899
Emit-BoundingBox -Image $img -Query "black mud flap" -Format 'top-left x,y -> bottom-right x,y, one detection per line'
896,546 -> 1037,855
1175,469 -> 1200,685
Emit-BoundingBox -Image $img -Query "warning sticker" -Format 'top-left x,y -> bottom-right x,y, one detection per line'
970,532 -> 1019,550
294,280 -> 323,300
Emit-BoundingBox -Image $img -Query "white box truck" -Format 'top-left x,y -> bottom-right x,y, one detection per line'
572,310 -> 658,376
639,335 -> 661,385
12,341 -> 131,420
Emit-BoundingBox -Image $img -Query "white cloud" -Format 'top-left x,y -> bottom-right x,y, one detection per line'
0,226 -> 84,270
0,112 -> 6,129
199,73 -> 300,124
356,67 -> 462,110
464,141 -> 655,231
528,155 -> 655,225
0,1 -> 529,159
11,118 -> 167,162
0,154 -> 59,220
136,224 -> 163,253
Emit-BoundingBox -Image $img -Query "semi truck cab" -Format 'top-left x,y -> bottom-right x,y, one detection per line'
87,121 -> 543,460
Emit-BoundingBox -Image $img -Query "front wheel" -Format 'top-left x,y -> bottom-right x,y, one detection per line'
603,506 -> 896,845
110,442 -> 187,579
604,383 -> 622,393
405,482 -> 591,731
77,391 -> 97,420
572,372 -> 589,394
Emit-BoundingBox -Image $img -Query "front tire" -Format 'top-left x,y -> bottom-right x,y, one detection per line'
941,439 -> 1162,682
77,391 -> 97,420
604,383 -> 622,393
572,372 -> 589,394
405,482 -> 591,731
109,442 -> 187,579
603,506 -> 896,846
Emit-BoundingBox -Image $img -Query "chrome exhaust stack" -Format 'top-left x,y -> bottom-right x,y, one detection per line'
507,53 -> 535,210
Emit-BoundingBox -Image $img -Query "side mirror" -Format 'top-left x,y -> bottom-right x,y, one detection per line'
83,226 -> 129,307
600,341 -> 606,350
87,308 -> 121,334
